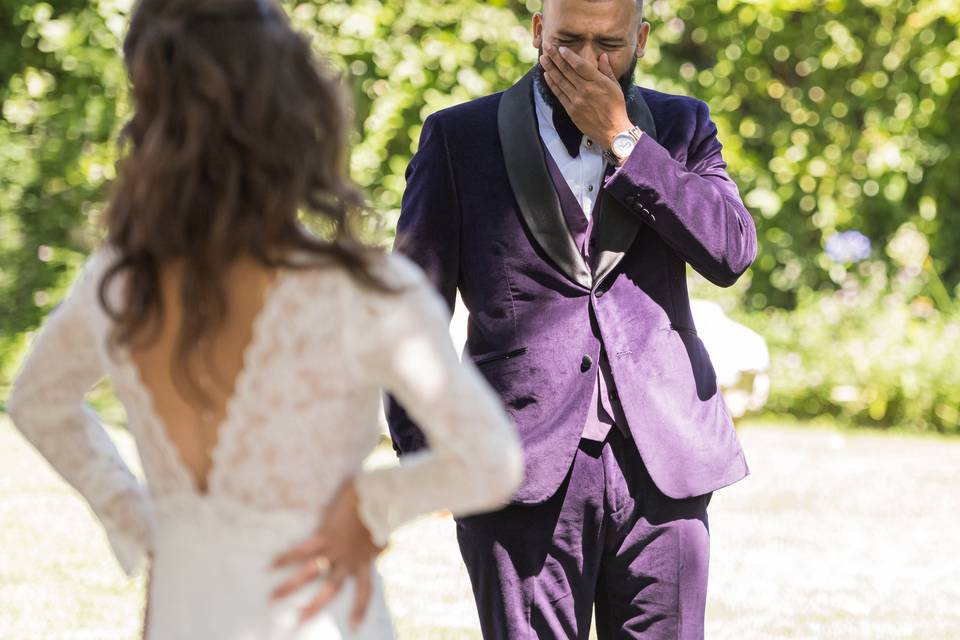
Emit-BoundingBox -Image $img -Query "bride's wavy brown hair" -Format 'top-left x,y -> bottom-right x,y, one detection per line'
100,0 -> 395,403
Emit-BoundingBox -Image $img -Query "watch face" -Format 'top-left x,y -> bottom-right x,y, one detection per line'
613,135 -> 635,157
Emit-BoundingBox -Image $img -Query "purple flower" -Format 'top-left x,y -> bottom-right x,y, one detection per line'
825,230 -> 871,264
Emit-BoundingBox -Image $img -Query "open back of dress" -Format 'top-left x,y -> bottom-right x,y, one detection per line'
7,246 -> 524,639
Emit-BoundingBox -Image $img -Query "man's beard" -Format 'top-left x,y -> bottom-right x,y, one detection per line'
534,47 -> 639,121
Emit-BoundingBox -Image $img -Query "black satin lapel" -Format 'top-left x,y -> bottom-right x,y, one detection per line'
498,69 -> 592,290
591,192 -> 641,288
626,86 -> 658,142
592,86 -> 658,288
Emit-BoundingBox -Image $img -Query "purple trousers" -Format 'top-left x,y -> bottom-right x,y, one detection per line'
456,428 -> 712,639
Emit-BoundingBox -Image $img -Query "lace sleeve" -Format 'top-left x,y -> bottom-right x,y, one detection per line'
347,256 -> 524,547
6,253 -> 154,576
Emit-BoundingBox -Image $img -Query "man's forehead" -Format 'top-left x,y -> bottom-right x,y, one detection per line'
543,0 -> 643,16
542,0 -> 642,29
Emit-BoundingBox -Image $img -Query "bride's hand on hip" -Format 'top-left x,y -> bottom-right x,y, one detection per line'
269,479 -> 384,628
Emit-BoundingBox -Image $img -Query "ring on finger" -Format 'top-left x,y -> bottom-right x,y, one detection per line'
314,556 -> 331,577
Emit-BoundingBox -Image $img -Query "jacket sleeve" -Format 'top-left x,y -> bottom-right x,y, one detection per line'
603,99 -> 757,287
349,257 -> 523,547
384,112 -> 462,455
6,254 -> 154,576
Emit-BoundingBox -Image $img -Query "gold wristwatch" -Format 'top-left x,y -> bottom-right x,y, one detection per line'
603,126 -> 643,165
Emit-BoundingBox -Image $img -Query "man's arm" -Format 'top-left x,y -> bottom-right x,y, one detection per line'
603,99 -> 758,287
384,112 -> 462,455
541,46 -> 757,287
393,113 -> 461,310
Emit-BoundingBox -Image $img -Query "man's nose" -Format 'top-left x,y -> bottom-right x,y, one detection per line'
580,44 -> 601,67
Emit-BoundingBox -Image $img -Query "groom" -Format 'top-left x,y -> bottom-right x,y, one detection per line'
386,0 -> 757,637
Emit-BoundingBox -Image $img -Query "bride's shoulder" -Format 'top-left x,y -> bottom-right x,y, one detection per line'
69,244 -> 121,297
296,250 -> 425,294
365,252 -> 428,290
80,244 -> 118,273
334,252 -> 438,322
282,249 -> 426,310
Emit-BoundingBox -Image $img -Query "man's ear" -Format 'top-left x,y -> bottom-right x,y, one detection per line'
532,12 -> 544,49
636,20 -> 650,58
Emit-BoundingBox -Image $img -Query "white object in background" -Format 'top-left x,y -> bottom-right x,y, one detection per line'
689,299 -> 770,418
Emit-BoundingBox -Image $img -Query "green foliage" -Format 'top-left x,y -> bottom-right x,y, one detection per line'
1,0 -> 131,383
2,0 -> 959,431
740,249 -> 960,435
644,0 -> 960,311
288,0 -> 537,234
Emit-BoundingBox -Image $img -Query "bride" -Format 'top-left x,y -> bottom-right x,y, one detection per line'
6,0 -> 523,637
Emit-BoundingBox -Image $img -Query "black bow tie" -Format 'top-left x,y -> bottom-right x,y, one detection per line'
552,108 -> 584,158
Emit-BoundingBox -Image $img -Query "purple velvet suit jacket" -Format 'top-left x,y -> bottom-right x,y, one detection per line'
386,69 -> 758,503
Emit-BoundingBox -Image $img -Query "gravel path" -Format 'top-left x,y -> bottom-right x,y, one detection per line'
1,418 -> 957,639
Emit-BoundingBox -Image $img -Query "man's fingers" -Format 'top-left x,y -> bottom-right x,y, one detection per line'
543,70 -> 575,113
599,53 -> 617,81
557,45 -> 599,81
540,50 -> 575,98
539,52 -> 565,81
544,67 -> 576,107
270,558 -> 325,601
349,566 -> 373,630
546,46 -> 584,86
271,534 -> 328,568
298,566 -> 348,624
541,65 -> 561,96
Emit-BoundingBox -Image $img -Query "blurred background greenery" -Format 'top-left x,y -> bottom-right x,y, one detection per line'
1,0 -> 959,434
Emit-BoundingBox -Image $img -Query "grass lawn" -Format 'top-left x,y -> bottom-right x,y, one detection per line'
1,415 -> 958,639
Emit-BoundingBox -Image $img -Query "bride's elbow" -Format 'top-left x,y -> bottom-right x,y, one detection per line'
499,435 -> 525,500
5,383 -> 29,429
477,427 -> 524,505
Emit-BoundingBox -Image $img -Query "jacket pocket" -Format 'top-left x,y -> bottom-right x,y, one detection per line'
471,347 -> 529,367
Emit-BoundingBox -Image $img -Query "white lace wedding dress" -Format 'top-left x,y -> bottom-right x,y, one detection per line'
7,247 -> 523,639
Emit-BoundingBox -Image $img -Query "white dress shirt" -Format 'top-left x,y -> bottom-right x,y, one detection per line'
534,87 -> 606,220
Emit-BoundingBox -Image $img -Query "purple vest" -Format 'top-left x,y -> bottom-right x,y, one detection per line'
540,146 -> 630,441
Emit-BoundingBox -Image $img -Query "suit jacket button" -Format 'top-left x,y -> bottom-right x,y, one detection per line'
581,355 -> 593,372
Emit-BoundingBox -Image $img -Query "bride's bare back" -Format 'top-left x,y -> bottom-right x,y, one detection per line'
127,258 -> 278,494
